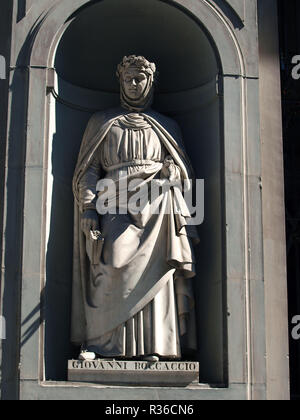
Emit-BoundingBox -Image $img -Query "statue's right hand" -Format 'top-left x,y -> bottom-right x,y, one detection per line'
81,210 -> 100,236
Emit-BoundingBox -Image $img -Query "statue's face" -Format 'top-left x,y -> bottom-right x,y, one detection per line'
122,67 -> 149,100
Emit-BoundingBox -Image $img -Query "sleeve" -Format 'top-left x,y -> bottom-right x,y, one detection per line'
78,151 -> 102,213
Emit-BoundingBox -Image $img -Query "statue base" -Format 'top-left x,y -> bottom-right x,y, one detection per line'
68,359 -> 199,387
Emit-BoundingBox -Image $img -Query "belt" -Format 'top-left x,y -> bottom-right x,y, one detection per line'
104,160 -> 163,171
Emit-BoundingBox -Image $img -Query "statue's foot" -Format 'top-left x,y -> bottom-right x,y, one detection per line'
78,350 -> 97,361
144,354 -> 159,362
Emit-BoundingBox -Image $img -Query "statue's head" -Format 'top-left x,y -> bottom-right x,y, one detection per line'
117,55 -> 156,111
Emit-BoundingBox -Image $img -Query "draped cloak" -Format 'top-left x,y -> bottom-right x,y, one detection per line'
71,107 -> 199,352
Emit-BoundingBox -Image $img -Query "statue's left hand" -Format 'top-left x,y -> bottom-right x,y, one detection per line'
81,209 -> 100,237
162,156 -> 181,182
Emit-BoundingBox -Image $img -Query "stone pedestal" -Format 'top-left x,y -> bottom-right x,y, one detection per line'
68,360 -> 200,387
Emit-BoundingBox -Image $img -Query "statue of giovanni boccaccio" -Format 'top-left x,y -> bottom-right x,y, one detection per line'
71,55 -> 199,362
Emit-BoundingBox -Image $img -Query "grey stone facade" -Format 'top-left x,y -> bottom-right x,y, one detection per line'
0,0 -> 289,400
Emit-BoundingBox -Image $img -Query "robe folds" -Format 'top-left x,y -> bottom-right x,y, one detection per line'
72,107 -> 199,358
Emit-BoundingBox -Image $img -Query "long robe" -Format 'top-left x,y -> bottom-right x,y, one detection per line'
71,107 -> 199,358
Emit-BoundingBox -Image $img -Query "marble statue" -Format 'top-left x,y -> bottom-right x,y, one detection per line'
72,55 -> 199,362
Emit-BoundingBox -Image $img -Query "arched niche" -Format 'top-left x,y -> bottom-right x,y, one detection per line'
45,0 -> 224,384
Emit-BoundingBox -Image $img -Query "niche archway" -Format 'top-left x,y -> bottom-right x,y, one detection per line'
44,0 -> 224,383
44,0 -> 225,384
45,0 -> 224,383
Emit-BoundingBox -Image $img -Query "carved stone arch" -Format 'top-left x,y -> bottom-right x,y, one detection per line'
213,0 -> 245,27
29,0 -> 244,77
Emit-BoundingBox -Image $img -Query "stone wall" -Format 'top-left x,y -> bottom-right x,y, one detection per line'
0,0 -> 290,400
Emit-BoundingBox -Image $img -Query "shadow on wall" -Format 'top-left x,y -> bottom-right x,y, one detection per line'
17,0 -> 26,22
213,0 -> 244,29
44,101 -> 93,381
21,290 -> 44,348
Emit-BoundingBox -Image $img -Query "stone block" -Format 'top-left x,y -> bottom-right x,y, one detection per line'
68,360 -> 199,387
